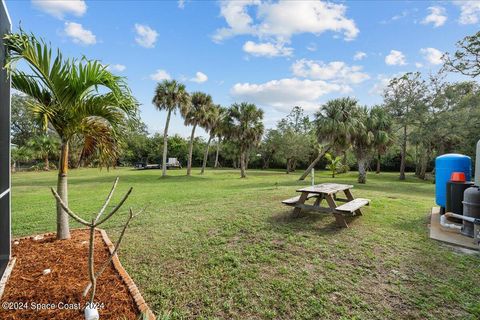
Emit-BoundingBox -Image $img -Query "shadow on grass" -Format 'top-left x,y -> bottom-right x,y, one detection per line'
267,208 -> 354,235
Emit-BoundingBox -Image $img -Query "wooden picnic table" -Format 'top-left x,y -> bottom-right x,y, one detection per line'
282,183 -> 369,228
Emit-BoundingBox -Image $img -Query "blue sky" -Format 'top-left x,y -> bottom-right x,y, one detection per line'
5,0 -> 480,137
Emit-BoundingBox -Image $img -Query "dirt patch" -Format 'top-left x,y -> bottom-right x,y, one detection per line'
0,229 -> 139,319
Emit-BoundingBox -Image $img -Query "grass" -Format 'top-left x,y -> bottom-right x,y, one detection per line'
11,167 -> 480,319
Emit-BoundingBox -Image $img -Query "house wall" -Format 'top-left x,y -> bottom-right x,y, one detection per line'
0,0 -> 12,275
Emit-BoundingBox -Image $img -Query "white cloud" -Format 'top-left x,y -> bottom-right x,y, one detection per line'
291,59 -> 369,84
134,24 -> 158,48
242,41 -> 293,57
178,0 -> 185,9
150,69 -> 171,81
32,0 -> 86,19
369,74 -> 392,96
231,78 -> 349,112
353,51 -> 367,61
422,6 -> 447,27
415,62 -> 423,68
213,0 -> 358,43
454,1 -> 480,24
306,43 -> 317,52
190,71 -> 208,83
106,64 -> 126,72
64,22 -> 96,45
385,50 -> 406,66
420,47 -> 444,65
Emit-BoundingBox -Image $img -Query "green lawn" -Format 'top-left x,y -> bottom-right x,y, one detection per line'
11,168 -> 480,319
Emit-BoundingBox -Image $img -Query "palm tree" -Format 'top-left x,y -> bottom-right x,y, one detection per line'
152,80 -> 190,177
5,31 -> 137,239
350,107 -> 374,184
200,105 -> 226,174
213,108 -> 229,169
225,103 -> 264,178
370,106 -> 394,174
182,92 -> 212,175
27,134 -> 59,170
299,97 -> 358,180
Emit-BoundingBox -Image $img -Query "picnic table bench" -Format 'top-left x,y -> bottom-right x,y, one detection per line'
282,183 -> 369,228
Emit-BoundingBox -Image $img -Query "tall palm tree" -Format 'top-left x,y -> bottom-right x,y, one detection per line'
5,31 -> 138,239
200,105 -> 226,174
213,108 -> 229,169
152,79 -> 190,177
182,92 -> 212,175
299,97 -> 358,180
370,105 -> 394,174
225,103 -> 264,178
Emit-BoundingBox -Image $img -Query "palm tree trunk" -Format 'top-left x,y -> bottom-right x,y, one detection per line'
376,153 -> 381,174
56,141 -> 70,239
44,154 -> 50,171
240,151 -> 246,178
358,157 -> 367,184
187,123 -> 197,176
299,145 -> 331,180
162,110 -> 172,177
399,124 -> 407,181
201,134 -> 213,175
214,137 -> 221,168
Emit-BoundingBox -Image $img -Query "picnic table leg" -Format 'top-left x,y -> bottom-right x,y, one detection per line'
314,194 -> 324,207
344,189 -> 363,216
293,192 -> 309,216
325,194 -> 348,228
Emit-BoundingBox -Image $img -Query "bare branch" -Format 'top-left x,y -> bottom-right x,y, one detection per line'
94,187 -> 133,227
50,187 -> 90,226
94,176 -> 119,223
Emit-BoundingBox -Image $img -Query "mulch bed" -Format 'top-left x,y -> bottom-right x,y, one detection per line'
0,229 -> 140,319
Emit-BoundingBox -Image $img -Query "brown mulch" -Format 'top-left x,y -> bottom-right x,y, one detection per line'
0,229 -> 139,320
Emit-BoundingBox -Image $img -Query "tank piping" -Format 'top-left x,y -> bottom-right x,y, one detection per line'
440,213 -> 463,231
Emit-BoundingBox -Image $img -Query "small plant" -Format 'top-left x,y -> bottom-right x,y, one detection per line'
325,153 -> 343,178
51,177 -> 145,320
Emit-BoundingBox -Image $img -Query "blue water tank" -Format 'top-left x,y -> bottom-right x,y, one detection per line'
435,154 -> 471,208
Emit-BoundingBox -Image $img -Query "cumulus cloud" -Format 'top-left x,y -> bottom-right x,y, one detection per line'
420,47 -> 444,65
150,69 -> 171,81
32,0 -> 86,19
422,6 -> 447,27
64,22 -> 96,45
353,51 -> 367,61
106,64 -> 126,72
385,50 -> 406,66
242,41 -> 293,57
454,1 -> 480,24
213,0 -> 359,45
369,74 -> 392,96
134,24 -> 158,48
190,72 -> 208,83
231,78 -> 349,112
291,59 -> 369,84
415,62 -> 424,68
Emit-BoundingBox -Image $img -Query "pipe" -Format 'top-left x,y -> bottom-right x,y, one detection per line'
440,213 -> 463,231
445,212 -> 480,224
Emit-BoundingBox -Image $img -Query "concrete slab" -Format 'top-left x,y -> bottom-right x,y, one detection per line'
429,207 -> 479,251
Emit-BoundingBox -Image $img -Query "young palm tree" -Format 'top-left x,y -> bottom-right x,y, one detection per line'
5,31 -> 137,239
182,92 -> 212,175
213,108 -> 229,169
27,134 -> 59,171
299,97 -> 359,180
225,103 -> 264,178
350,107 -> 374,184
200,105 -> 226,174
370,105 -> 394,174
152,79 -> 190,177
